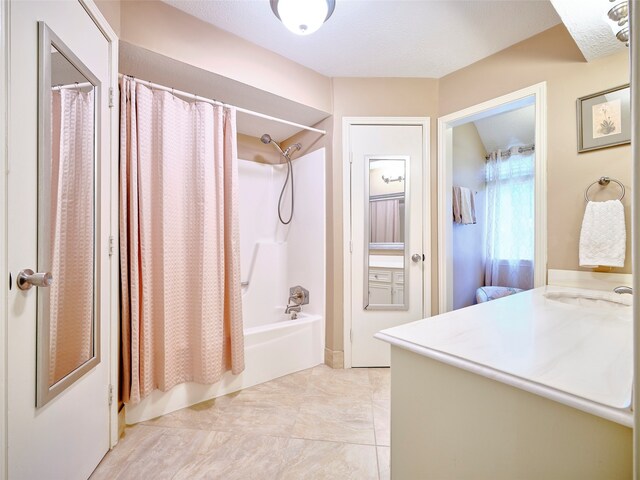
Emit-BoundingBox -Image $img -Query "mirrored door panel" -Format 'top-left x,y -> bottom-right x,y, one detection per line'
364,156 -> 410,310
37,22 -> 100,407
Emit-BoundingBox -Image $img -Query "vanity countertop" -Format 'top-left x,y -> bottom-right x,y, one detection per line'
375,285 -> 633,426
369,255 -> 404,269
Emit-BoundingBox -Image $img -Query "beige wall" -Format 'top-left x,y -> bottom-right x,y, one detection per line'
440,25 -> 631,274
370,167 -> 405,197
452,123 -> 486,309
95,0 -> 121,36
115,1 -> 332,113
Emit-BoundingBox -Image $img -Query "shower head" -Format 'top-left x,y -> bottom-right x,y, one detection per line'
283,143 -> 302,157
260,133 -> 285,156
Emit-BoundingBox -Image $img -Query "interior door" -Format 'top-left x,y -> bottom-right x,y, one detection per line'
7,2 -> 111,478
350,123 -> 426,367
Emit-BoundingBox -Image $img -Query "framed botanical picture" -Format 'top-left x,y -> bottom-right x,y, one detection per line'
577,84 -> 631,153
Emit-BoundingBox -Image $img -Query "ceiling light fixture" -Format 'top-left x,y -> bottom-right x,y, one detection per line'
607,0 -> 630,46
270,0 -> 336,36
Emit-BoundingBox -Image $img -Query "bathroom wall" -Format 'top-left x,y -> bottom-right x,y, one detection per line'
439,25 -> 632,274
113,0 -> 332,113
237,149 -> 326,328
95,0 -> 121,35
452,123 -> 487,310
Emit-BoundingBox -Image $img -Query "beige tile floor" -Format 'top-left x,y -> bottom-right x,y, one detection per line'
91,365 -> 390,480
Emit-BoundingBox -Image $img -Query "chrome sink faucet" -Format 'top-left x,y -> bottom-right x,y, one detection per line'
614,286 -> 633,295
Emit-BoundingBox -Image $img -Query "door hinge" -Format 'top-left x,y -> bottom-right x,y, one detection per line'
349,241 -> 353,253
108,87 -> 114,108
349,152 -> 353,164
108,384 -> 113,406
350,329 -> 353,342
108,235 -> 115,257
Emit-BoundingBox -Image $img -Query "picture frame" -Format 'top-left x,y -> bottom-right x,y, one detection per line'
577,84 -> 631,153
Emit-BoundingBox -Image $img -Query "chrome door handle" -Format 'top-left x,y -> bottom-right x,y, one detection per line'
411,253 -> 423,263
17,269 -> 53,290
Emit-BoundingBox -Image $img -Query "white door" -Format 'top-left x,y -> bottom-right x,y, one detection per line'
7,2 -> 112,478
349,122 -> 428,367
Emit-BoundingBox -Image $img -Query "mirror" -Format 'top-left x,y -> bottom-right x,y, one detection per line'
365,156 -> 409,310
37,22 -> 100,407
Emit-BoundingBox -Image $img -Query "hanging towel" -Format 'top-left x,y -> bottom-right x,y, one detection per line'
460,187 -> 476,224
579,199 -> 626,268
452,186 -> 462,223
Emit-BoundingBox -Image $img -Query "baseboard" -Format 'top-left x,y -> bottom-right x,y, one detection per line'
548,269 -> 632,291
117,406 -> 125,439
324,348 -> 344,369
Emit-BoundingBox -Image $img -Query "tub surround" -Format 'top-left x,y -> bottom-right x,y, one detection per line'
376,280 -> 633,477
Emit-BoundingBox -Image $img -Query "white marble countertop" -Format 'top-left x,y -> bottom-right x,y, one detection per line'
375,286 -> 633,426
369,255 -> 404,269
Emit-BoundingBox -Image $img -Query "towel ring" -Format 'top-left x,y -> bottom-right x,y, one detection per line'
584,176 -> 625,202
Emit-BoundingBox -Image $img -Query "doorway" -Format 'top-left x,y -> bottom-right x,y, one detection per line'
437,83 -> 548,313
343,118 -> 431,368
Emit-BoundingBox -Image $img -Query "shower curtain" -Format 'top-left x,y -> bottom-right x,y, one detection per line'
485,148 -> 535,290
370,198 -> 401,243
49,89 -> 95,385
120,77 -> 245,405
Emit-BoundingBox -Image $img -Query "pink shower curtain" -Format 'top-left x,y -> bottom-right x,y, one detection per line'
120,77 -> 245,405
370,199 -> 401,243
49,89 -> 95,385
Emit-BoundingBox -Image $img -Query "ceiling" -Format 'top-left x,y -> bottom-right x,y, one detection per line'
549,0 -> 627,62
473,104 -> 535,153
162,0 -> 562,78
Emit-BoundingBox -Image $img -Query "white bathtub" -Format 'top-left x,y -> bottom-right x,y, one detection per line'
125,312 -> 323,424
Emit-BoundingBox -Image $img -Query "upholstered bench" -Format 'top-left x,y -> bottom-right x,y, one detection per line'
476,286 -> 523,303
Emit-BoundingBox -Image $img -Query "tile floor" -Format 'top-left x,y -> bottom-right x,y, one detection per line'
91,365 -> 391,480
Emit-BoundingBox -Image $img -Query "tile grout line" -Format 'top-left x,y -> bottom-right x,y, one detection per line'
103,367 -> 389,478
369,371 -> 382,480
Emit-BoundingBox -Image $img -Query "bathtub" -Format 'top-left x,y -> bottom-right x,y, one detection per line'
125,311 -> 324,424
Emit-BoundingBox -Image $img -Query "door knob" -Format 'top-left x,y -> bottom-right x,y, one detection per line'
17,269 -> 53,290
411,253 -> 423,263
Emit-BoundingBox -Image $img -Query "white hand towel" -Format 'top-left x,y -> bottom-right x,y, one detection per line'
579,199 -> 626,268
460,187 -> 476,225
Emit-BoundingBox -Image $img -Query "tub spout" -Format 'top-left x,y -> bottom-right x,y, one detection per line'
285,304 -> 301,314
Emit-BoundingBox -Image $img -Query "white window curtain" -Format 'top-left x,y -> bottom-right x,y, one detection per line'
485,148 -> 535,290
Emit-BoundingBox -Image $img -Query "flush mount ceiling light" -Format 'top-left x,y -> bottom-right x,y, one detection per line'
270,0 -> 336,36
